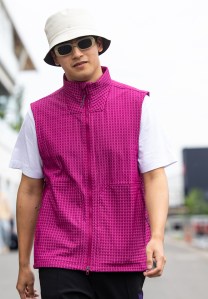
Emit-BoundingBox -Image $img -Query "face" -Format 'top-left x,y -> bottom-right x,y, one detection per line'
52,36 -> 103,82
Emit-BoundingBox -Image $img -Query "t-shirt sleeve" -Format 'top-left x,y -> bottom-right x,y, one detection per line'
138,96 -> 177,173
9,107 -> 44,179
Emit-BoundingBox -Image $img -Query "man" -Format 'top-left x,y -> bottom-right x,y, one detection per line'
10,8 -> 176,299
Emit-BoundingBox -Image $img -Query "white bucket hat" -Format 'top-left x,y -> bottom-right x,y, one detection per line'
44,8 -> 111,66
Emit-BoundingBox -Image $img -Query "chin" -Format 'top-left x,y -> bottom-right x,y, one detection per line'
74,74 -> 94,82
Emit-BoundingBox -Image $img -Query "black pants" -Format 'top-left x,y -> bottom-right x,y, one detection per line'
39,268 -> 145,299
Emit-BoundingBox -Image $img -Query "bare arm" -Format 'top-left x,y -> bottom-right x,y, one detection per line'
142,167 -> 169,277
16,174 -> 44,298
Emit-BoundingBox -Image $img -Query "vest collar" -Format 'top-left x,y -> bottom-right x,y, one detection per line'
62,66 -> 111,113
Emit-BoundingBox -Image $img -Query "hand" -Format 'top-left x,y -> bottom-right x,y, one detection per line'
16,265 -> 39,298
143,237 -> 167,278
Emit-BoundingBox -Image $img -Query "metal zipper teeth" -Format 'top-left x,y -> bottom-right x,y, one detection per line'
81,94 -> 86,107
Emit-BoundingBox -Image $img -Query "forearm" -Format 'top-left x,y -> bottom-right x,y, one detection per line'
16,175 -> 43,267
142,168 -> 168,277
143,167 -> 169,240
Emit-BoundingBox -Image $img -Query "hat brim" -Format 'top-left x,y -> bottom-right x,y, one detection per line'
44,36 -> 111,66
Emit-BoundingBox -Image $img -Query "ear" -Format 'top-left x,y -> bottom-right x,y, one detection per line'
51,50 -> 60,66
96,37 -> 103,53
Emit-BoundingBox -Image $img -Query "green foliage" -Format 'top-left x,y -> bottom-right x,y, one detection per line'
0,110 -> 5,119
185,189 -> 208,215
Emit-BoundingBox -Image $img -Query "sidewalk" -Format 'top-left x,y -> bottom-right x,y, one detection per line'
166,229 -> 208,258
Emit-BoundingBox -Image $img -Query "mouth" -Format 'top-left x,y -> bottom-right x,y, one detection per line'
73,61 -> 87,67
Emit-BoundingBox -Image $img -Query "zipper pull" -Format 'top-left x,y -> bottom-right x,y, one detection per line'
81,94 -> 86,107
86,266 -> 90,275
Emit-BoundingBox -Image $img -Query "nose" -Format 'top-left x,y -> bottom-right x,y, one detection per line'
71,46 -> 83,57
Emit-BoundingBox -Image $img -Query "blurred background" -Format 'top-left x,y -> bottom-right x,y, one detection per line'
0,0 -> 208,298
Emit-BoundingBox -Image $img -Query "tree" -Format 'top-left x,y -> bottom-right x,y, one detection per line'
185,189 -> 208,215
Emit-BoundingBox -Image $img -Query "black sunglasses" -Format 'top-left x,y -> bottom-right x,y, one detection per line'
54,36 -> 96,56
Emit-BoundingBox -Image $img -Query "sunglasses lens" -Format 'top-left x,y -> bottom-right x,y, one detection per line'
57,44 -> 72,55
78,38 -> 93,50
55,37 -> 94,56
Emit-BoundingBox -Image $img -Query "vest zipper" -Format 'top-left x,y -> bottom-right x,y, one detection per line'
85,95 -> 93,275
86,266 -> 90,275
81,94 -> 86,107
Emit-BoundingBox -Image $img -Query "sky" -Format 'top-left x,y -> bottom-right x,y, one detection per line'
3,0 -> 208,179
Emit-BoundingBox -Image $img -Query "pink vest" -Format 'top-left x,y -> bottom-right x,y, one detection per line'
31,67 -> 151,272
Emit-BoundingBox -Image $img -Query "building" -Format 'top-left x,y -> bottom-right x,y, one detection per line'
0,0 -> 36,213
183,147 -> 208,198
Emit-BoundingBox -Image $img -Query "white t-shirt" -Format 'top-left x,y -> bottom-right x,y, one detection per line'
9,96 -> 177,178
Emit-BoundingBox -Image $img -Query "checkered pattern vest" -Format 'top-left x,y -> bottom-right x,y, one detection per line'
31,67 -> 151,272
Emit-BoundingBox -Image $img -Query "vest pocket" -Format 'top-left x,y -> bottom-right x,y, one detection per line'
93,183 -> 146,264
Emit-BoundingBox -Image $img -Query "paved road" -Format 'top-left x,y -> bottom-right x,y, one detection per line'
143,235 -> 208,298
1,235 -> 208,298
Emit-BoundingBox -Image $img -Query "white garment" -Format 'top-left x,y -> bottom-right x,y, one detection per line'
9,96 -> 177,178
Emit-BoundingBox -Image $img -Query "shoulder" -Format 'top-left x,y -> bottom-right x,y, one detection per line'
111,80 -> 149,99
31,87 -> 63,110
